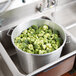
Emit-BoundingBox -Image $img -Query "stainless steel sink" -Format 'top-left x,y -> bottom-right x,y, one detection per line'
66,23 -> 76,39
0,29 -> 16,56
0,22 -> 76,76
54,1 -> 76,27
0,0 -> 76,76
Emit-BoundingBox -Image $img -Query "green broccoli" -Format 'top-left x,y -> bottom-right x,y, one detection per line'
14,24 -> 63,54
32,25 -> 38,30
42,24 -> 48,30
28,44 -> 34,50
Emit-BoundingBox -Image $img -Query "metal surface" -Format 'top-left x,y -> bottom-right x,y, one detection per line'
0,16 -> 76,76
0,0 -> 76,76
0,24 -> 75,76
36,56 -> 75,76
66,23 -> 76,39
0,26 -> 75,76
36,0 -> 57,12
0,29 -> 17,56
11,19 -> 66,73
0,43 -> 25,76
10,31 -> 76,76
0,0 -> 8,3
0,0 -> 76,28
54,1 -> 76,27
0,55 -> 13,76
0,0 -> 11,14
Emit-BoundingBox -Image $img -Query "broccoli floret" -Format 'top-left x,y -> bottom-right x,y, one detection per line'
25,39 -> 30,44
39,50 -> 47,54
43,24 -> 48,30
26,50 -> 34,54
30,36 -> 36,43
34,44 -> 41,50
44,33 -> 50,38
23,29 -> 27,34
52,44 -> 59,50
28,29 -> 35,34
38,30 -> 45,37
32,25 -> 38,30
42,44 -> 46,50
46,43 -> 52,49
19,34 -> 24,38
28,44 -> 34,50
14,37 -> 21,43
39,26 -> 43,30
45,29 -> 52,35
56,37 -> 63,46
21,37 -> 26,42
16,43 -> 27,50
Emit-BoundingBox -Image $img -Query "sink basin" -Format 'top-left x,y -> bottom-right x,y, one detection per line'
66,23 -> 76,39
54,1 -> 76,27
0,29 -> 16,56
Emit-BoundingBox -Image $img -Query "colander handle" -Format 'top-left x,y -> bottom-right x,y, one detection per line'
66,35 -> 70,44
7,27 -> 15,36
41,16 -> 52,21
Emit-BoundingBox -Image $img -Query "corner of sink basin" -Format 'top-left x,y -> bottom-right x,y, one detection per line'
0,55 -> 13,76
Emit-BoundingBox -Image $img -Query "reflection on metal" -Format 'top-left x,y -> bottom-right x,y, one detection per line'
36,0 -> 57,12
47,0 -> 57,7
0,18 -> 4,27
